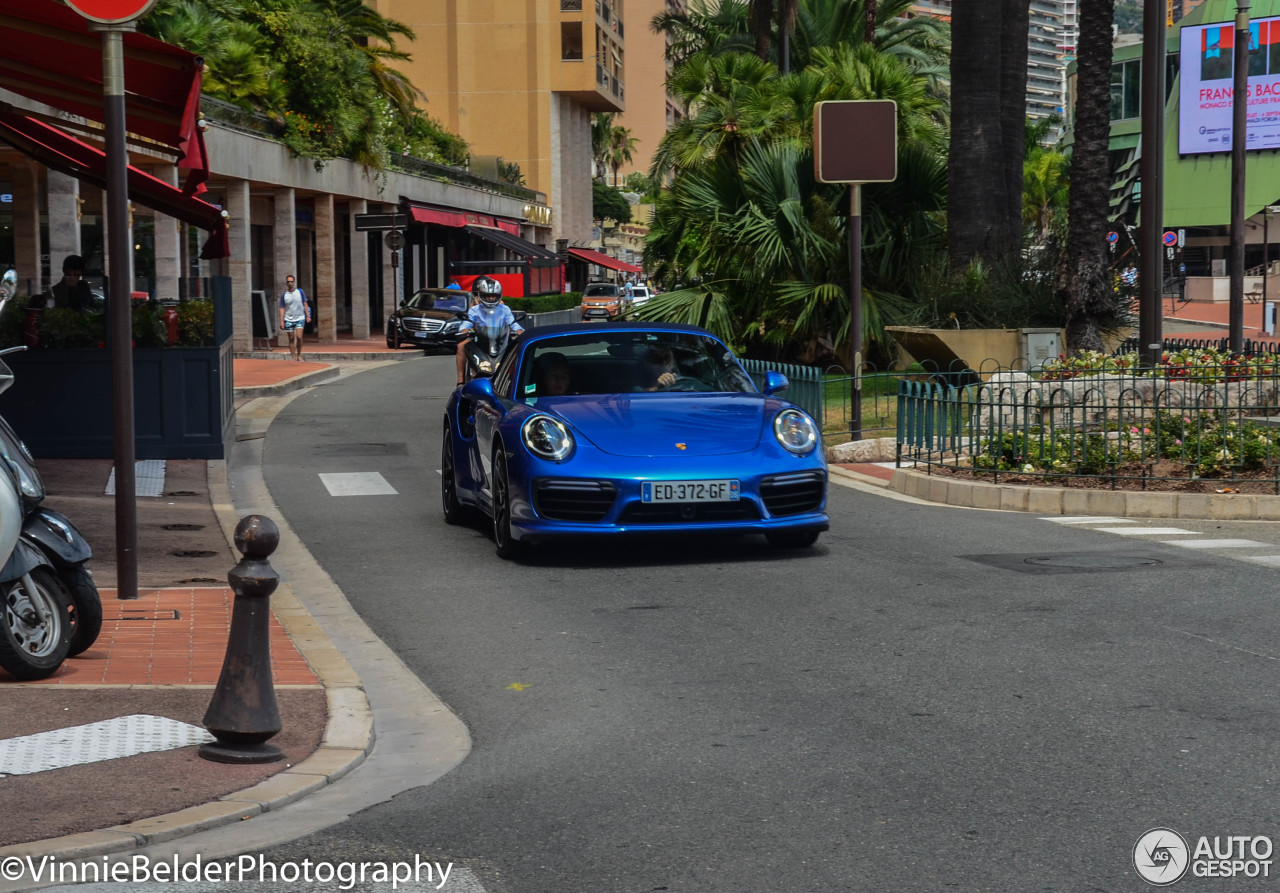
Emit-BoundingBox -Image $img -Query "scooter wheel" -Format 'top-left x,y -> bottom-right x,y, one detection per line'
0,568 -> 73,680
62,565 -> 103,657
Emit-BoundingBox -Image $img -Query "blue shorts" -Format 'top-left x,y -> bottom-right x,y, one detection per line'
283,319 -> 305,332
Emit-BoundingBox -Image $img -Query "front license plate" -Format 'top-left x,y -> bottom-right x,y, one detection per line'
642,480 -> 740,503
414,332 -> 428,338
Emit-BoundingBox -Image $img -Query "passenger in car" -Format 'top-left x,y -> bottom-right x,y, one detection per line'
537,352 -> 577,396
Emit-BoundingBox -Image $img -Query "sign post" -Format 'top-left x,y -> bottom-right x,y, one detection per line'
68,0 -> 157,601
814,101 -> 897,441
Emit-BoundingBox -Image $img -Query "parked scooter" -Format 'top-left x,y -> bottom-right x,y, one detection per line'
0,350 -> 76,679
0,342 -> 102,664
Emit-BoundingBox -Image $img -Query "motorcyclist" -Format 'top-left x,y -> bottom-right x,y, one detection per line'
455,276 -> 524,386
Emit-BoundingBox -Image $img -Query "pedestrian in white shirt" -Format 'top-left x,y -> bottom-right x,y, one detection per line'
278,275 -> 310,361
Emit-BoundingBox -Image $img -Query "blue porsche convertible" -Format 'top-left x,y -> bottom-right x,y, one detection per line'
441,322 -> 829,558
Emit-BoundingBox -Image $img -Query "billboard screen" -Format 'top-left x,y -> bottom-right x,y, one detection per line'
1179,16 -> 1280,154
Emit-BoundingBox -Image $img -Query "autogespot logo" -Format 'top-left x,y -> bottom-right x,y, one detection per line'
1134,828 -> 1190,886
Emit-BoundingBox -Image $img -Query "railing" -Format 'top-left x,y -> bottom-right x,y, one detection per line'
201,97 -> 545,205
561,0 -> 583,9
896,355 -> 1280,492
739,358 -> 823,424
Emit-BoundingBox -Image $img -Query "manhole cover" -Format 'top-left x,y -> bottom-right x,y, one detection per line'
1026,555 -> 1162,569
171,549 -> 219,558
163,523 -> 205,531
167,490 -> 200,497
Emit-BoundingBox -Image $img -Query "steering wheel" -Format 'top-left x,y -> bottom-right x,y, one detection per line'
658,375 -> 703,392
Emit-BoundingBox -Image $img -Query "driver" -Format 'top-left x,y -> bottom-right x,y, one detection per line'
455,276 -> 524,386
640,344 -> 678,391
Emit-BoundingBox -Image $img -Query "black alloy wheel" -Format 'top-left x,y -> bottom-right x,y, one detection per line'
491,448 -> 522,560
441,424 -> 468,525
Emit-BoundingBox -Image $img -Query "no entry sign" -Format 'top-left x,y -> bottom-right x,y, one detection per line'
65,0 -> 157,24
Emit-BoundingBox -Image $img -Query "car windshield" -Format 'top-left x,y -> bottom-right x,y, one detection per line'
518,331 -> 756,403
584,285 -> 618,297
405,291 -> 466,312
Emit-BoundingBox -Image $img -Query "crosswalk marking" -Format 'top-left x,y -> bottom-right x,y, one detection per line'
319,472 -> 398,496
1045,516 -> 1134,524
1156,538 -> 1272,550
1091,526 -> 1197,536
1245,556 -> 1280,568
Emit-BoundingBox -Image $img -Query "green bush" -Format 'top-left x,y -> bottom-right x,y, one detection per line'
176,299 -> 216,346
0,298 -> 25,347
507,293 -> 582,314
38,308 -> 105,349
131,303 -> 167,348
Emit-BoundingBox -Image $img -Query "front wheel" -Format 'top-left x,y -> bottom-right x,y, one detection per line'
0,569 -> 73,680
765,529 -> 821,549
491,449 -> 523,560
62,564 -> 103,657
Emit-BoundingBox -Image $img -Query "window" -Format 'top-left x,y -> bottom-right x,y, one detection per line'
1110,59 -> 1141,121
561,22 -> 583,61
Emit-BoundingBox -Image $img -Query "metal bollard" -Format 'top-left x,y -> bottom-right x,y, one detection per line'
199,514 -> 285,764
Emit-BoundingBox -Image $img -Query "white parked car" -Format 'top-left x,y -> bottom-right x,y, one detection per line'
629,285 -> 652,307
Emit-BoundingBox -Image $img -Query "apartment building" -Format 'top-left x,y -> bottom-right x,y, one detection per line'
376,0 -> 627,245
614,0 -> 684,184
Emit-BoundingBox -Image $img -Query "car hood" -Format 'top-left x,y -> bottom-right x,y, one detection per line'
541,393 -> 771,457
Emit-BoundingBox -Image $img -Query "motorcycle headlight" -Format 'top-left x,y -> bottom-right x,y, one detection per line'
0,427 -> 42,501
773,409 -> 818,455
522,415 -> 574,461
478,358 -> 495,372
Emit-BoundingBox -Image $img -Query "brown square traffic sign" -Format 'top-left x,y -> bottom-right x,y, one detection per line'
814,101 -> 897,184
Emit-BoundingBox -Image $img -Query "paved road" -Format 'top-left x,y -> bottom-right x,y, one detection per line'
252,357 -> 1280,892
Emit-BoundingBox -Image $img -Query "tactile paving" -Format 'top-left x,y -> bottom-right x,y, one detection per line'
0,713 -> 213,776
105,459 -> 166,497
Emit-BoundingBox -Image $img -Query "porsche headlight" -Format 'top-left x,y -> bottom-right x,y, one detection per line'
522,415 -> 574,461
773,409 -> 818,455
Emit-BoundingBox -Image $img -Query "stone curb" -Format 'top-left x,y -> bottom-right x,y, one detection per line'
888,467 -> 1280,520
233,365 -> 342,398
0,434 -> 376,870
236,351 -> 420,362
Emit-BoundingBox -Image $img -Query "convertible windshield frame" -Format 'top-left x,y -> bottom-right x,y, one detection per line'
517,331 -> 757,403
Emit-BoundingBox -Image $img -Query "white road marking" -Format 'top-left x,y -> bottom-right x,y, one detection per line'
1245,556 -> 1280,568
1042,516 -> 1134,524
319,472 -> 398,496
0,714 -> 213,776
1092,527 -> 1198,536
1157,538 -> 1273,550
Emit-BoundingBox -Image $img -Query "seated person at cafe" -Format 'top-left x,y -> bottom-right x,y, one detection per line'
29,255 -> 94,312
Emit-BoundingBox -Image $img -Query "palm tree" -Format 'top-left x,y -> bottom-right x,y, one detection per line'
1055,0 -> 1119,352
608,125 -> 639,187
591,113 -> 614,181
947,0 -> 1029,268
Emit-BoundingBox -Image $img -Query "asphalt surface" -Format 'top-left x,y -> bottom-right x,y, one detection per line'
247,355 -> 1280,892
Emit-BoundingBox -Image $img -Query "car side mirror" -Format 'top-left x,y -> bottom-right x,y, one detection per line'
763,371 -> 789,395
461,377 -> 496,401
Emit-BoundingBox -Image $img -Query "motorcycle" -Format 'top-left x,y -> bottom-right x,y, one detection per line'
0,342 -> 102,664
459,303 -> 522,383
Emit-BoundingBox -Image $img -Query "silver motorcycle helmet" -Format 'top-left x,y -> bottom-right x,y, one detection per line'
473,276 -> 502,305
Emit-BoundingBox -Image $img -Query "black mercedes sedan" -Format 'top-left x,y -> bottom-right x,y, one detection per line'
386,288 -> 469,350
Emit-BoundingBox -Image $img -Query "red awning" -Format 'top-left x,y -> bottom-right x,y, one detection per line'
405,201 -> 524,236
0,0 -> 207,186
0,107 -> 228,258
568,247 -> 642,274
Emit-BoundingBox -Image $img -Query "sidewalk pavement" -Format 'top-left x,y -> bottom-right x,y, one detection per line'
1158,294 -> 1280,345
0,336 -> 418,861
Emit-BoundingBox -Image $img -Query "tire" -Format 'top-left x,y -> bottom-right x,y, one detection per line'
491,448 -> 523,560
389,326 -> 401,350
62,564 -> 103,657
441,424 -> 471,525
0,568 -> 73,680
765,529 -> 821,549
